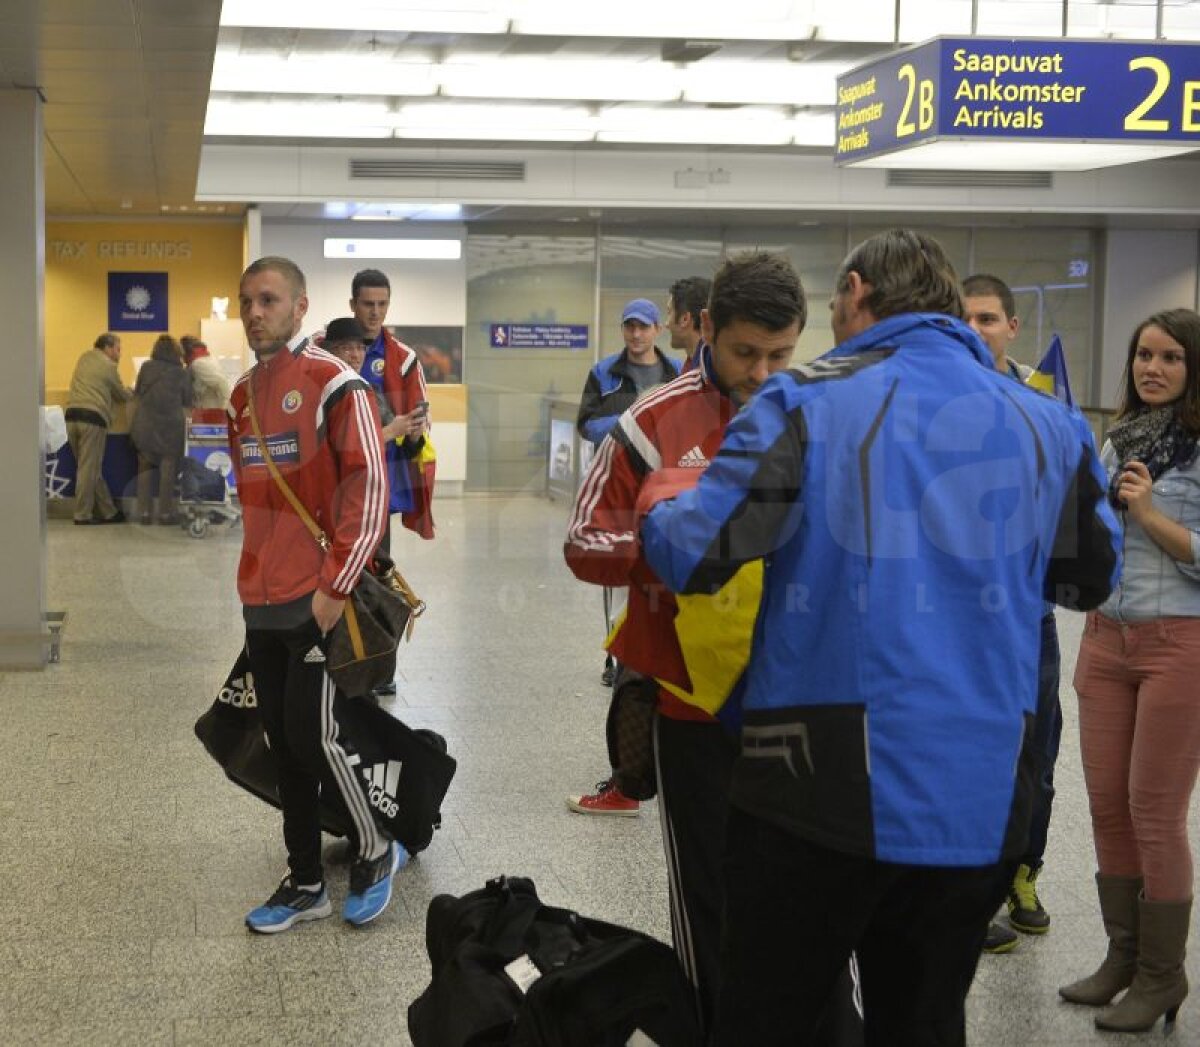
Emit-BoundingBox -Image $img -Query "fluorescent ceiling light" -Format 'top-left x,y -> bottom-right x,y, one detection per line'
682,61 -> 846,107
393,102 -> 596,142
510,0 -> 815,40
220,0 -> 815,40
211,52 -> 436,97
324,238 -> 462,260
844,140 -> 1199,172
438,60 -> 682,103
596,105 -> 794,146
791,112 -> 837,147
205,99 -> 394,137
220,0 -> 508,34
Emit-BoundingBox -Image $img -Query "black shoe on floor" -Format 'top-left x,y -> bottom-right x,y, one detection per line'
601,661 -> 615,687
373,681 -> 397,698
99,510 -> 126,524
983,920 -> 1018,954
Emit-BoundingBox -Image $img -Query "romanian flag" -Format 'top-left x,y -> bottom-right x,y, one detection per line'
1025,334 -> 1075,408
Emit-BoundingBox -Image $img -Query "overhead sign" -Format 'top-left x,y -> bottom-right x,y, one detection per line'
836,37 -> 1200,165
107,271 -> 169,332
490,323 -> 589,349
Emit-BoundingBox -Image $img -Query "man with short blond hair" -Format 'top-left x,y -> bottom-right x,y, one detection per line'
229,255 -> 401,934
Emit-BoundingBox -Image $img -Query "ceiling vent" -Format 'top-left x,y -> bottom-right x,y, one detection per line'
887,169 -> 1053,189
349,159 -> 526,181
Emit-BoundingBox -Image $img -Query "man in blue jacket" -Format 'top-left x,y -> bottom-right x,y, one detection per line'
576,298 -> 680,447
637,229 -> 1122,1045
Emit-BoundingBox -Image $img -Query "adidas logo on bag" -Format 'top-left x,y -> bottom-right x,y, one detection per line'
676,445 -> 708,468
303,646 -> 325,664
361,759 -> 403,819
217,674 -> 257,709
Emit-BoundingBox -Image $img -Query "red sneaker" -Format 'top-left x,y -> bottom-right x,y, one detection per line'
566,779 -> 640,817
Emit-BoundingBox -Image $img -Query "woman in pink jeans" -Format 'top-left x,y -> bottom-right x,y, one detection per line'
1063,308 -> 1200,1034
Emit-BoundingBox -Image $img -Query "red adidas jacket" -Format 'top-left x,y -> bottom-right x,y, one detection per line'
564,349 -> 737,720
228,339 -> 387,605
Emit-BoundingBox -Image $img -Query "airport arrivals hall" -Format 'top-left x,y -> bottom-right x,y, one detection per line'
4,2 -> 1200,1044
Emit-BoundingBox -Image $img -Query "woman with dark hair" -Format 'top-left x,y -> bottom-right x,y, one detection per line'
131,334 -> 192,525
1063,308 -> 1200,1033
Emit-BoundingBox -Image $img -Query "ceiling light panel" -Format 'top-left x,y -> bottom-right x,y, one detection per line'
205,98 -> 394,137
393,102 -> 597,142
438,59 -> 682,103
211,51 -> 436,96
596,105 -> 795,146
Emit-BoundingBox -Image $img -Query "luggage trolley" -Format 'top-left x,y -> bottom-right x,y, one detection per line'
181,408 -> 240,539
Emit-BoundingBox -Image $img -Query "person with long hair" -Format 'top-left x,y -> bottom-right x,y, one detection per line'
130,334 -> 191,525
1062,308 -> 1200,1034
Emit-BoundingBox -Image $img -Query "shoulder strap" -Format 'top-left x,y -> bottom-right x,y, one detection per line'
247,373 -> 330,552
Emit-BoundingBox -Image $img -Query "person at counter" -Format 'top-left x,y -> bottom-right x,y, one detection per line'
65,332 -> 133,525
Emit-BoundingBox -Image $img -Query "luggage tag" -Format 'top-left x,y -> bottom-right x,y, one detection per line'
503,954 -> 542,994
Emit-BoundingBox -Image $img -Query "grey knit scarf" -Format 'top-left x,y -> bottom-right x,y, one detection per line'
1106,404 -> 1198,509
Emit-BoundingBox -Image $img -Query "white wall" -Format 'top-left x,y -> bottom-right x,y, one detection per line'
1098,230 -> 1200,407
259,220 -> 466,336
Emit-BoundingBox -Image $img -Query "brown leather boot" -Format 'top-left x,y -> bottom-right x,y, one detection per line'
1059,873 -> 1142,1006
1095,895 -> 1190,1034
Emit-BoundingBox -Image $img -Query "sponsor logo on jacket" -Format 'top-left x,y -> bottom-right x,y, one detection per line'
238,432 -> 301,466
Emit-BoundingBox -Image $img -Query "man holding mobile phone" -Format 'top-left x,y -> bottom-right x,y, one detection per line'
347,271 -> 436,696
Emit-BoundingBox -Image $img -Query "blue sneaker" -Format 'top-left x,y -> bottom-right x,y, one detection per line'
246,877 -> 332,934
343,840 -> 407,926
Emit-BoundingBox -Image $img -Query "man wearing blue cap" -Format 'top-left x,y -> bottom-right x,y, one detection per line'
576,298 -> 680,447
571,297 -> 681,813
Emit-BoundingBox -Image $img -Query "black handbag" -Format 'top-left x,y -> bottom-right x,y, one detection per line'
248,384 -> 425,695
408,876 -> 702,1047
194,651 -> 455,853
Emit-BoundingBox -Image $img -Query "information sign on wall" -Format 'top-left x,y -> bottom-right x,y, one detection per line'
836,37 -> 1200,166
490,323 -> 589,349
108,271 -> 169,332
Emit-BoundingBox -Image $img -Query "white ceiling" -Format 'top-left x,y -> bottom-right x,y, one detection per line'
7,0 -> 1200,217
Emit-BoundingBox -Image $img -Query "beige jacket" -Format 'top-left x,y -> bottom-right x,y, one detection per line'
66,349 -> 132,425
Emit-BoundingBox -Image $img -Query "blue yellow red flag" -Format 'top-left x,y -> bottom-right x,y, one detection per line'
1025,334 -> 1075,408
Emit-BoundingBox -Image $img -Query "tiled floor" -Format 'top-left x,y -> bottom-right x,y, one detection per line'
3,496 -> 1197,1045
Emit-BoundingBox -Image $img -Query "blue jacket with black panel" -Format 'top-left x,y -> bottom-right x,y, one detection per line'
576,348 -> 681,447
639,312 -> 1121,867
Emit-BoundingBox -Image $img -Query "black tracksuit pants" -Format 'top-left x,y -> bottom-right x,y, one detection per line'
655,714 -> 864,1045
713,810 -> 1012,1047
245,616 -> 383,885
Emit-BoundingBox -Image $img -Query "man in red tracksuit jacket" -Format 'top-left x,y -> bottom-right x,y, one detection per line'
350,268 -> 434,544
228,256 -> 401,934
564,253 -> 862,1041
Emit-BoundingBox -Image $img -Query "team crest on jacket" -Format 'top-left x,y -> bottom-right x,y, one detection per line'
371,357 -> 385,377
281,390 -> 303,413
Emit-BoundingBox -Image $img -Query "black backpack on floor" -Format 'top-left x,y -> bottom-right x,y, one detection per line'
407,875 -> 702,1047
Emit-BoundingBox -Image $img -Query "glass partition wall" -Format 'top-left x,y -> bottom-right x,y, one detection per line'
464,221 -> 1097,492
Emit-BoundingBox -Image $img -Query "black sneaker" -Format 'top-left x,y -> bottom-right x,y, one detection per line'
983,920 -> 1018,954
601,659 -> 615,687
245,877 -> 331,934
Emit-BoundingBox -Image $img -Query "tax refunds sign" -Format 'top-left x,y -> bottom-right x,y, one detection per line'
835,38 -> 1200,171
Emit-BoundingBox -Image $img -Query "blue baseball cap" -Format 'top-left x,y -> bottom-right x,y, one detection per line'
621,298 -> 661,326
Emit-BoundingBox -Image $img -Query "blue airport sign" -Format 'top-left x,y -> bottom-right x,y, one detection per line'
490,323 -> 589,349
836,37 -> 1200,165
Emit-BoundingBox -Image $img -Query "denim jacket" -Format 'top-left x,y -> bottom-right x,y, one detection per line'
1099,440 -> 1200,621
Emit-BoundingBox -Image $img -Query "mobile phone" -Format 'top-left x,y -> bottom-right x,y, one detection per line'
413,400 -> 430,416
